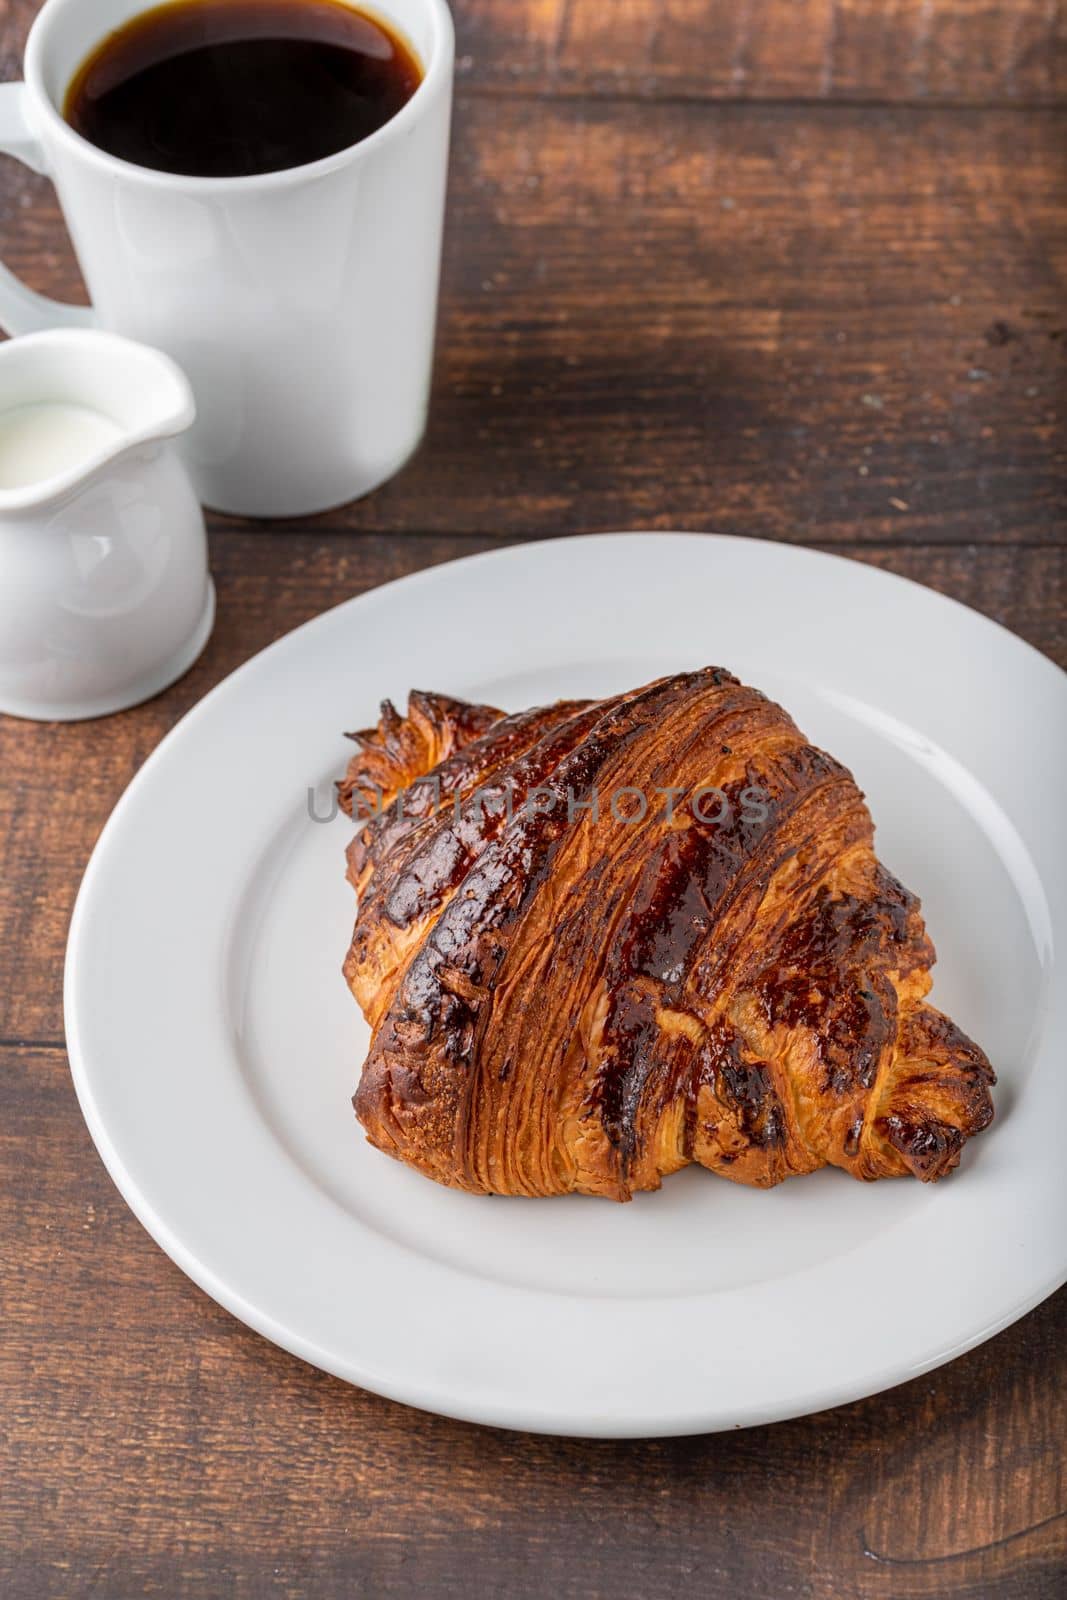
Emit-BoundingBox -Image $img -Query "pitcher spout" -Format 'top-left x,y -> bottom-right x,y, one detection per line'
0,328 -> 196,514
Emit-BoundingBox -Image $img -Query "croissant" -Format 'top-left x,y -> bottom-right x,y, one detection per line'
339,669 -> 994,1200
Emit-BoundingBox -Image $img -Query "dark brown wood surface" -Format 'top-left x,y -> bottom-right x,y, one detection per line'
1,1 -> 1064,1596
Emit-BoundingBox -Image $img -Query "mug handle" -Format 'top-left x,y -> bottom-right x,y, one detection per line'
0,82 -> 96,334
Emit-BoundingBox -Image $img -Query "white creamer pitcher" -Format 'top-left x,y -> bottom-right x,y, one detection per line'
0,329 -> 213,720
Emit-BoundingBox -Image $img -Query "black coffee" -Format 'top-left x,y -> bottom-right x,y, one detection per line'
64,0 -> 423,178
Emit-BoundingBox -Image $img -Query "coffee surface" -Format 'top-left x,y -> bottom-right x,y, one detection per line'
64,0 -> 423,178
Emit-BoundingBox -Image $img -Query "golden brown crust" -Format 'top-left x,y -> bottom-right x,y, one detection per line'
340,671 -> 995,1199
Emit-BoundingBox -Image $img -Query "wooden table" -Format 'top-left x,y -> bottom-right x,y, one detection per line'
2,1 -> 1065,1594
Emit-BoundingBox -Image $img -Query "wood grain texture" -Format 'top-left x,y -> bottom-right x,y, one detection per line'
2,0 -> 1066,102
3,98 -> 1063,543
1,0 -> 1065,1593
453,0 -> 1067,105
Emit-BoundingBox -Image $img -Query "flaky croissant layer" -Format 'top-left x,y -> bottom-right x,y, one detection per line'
339,670 -> 994,1200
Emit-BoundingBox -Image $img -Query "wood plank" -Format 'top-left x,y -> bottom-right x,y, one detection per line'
2,0 -> 1065,103
2,1039 -> 1064,1599
2,101 -> 1063,544
0,532 -> 1062,1048
453,0 -> 1067,105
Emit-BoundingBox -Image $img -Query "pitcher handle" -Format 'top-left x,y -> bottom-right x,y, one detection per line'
0,82 -> 96,334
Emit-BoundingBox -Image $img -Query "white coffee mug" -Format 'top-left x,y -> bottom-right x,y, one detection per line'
0,0 -> 454,517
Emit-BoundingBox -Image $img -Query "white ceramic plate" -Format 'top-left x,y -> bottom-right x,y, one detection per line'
65,534 -> 1067,1437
